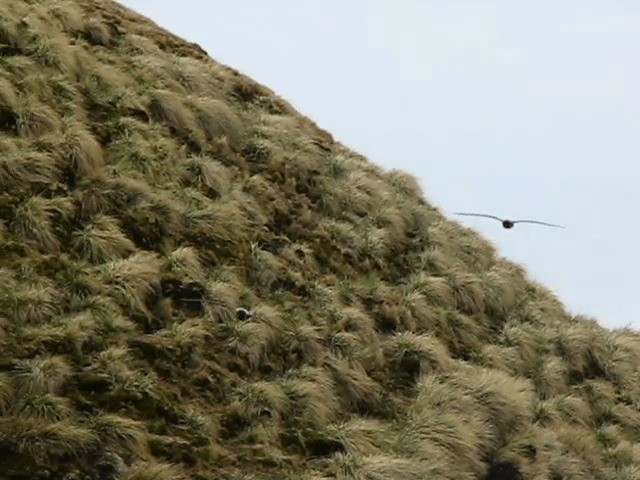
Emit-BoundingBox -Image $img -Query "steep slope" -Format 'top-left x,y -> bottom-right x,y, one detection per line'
1,1 -> 639,479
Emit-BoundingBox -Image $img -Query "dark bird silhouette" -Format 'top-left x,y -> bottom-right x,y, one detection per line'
453,212 -> 565,229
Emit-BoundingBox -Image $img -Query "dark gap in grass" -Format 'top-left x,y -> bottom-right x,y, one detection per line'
450,346 -> 477,363
61,164 -> 79,191
0,193 -> 18,222
485,310 -> 509,337
220,411 -> 251,440
257,361 -> 278,378
0,107 -> 18,132
256,235 -> 289,255
183,233 -> 238,265
304,437 -> 346,459
84,100 -> 114,127
270,277 -> 308,299
127,108 -> 150,124
0,449 -> 46,480
74,371 -> 113,394
160,278 -> 206,317
374,390 -> 401,420
25,336 -> 84,360
147,436 -> 199,468
270,209 -> 292,235
128,337 -> 174,364
279,432 -> 305,457
82,23 -> 117,48
372,308 -> 400,334
0,43 -> 22,57
136,310 -> 167,335
293,179 -> 314,197
0,359 -> 17,373
95,453 -> 125,480
567,352 -> 609,386
390,354 -> 422,391
119,212 -> 168,252
231,81 -> 269,105
207,138 -> 249,173
241,141 -> 270,164
480,460 -> 523,480
154,35 -> 209,61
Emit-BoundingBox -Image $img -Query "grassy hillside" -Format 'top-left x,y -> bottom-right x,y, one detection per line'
1,1 -> 639,479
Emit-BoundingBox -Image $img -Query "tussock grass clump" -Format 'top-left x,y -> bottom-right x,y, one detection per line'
9,195 -> 72,253
325,306 -> 383,368
59,116 -> 105,180
10,354 -> 73,396
19,310 -> 102,357
1,0 -> 639,479
12,392 -> 75,422
97,251 -> 163,317
325,354 -> 385,414
385,168 -> 426,200
526,353 -> 569,399
227,380 -> 290,424
498,318 -> 543,372
433,309 -> 487,360
0,76 -> 20,131
450,365 -> 535,445
46,1 -> 85,35
0,416 -> 97,463
0,267 -> 62,325
217,316 -> 281,373
186,96 -> 244,146
181,189 -> 257,261
304,417 -> 392,459
278,366 -> 340,430
121,461 -> 189,480
0,14 -> 63,68
87,413 -> 148,455
71,214 -> 136,263
179,154 -> 234,199
0,149 -> 62,192
12,95 -> 62,138
148,89 -> 208,149
481,260 -> 528,318
444,267 -> 486,314
396,373 -> 491,478
402,271 -> 454,310
169,56 -> 230,97
383,332 -> 452,388
163,245 -> 206,284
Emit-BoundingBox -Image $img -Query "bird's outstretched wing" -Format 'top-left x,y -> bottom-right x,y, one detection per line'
453,212 -> 504,222
513,219 -> 565,228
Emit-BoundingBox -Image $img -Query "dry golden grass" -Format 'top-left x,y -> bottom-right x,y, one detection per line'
0,0 -> 638,478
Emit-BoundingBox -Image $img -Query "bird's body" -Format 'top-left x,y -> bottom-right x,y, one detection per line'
453,212 -> 564,229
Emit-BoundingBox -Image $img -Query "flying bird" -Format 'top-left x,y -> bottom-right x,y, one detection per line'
453,212 -> 565,229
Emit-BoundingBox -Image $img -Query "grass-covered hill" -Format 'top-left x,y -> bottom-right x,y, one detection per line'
1,1 -> 639,479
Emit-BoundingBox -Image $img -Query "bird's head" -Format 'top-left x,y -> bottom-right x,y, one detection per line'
502,220 -> 515,229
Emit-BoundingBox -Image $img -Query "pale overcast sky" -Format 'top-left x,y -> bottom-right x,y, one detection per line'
118,1 -> 640,330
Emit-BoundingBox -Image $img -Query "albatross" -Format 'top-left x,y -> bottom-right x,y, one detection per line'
453,212 -> 565,229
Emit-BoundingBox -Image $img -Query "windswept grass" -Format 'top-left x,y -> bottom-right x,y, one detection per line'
0,149 -> 62,192
0,0 -> 638,479
59,116 -> 105,180
10,195 -> 72,252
